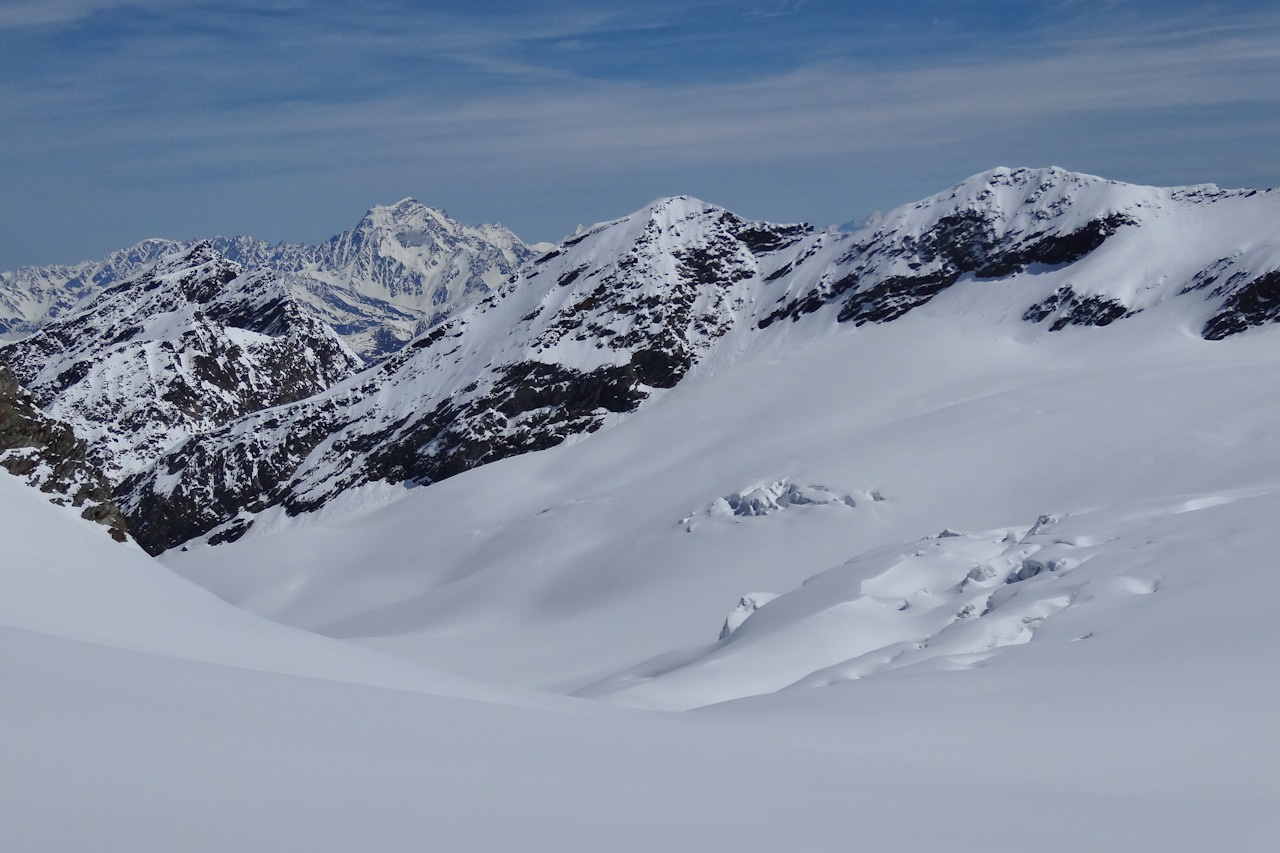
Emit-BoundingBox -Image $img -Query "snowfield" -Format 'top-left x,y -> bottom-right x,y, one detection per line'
152,315 -> 1280,850
3,169 -> 1279,851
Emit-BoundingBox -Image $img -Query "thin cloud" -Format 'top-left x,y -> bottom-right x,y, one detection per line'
0,0 -> 210,28
2,2 -> 1279,267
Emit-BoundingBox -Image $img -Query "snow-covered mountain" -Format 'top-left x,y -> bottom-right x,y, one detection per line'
117,168 -> 1280,554
0,200 -> 538,360
757,166 -> 1280,332
282,199 -> 535,319
0,236 -> 264,340
4,166 -> 1279,852
249,199 -> 538,359
1,243 -> 364,481
117,198 -> 815,551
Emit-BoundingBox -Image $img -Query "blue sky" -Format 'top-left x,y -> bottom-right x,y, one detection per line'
2,0 -> 1278,268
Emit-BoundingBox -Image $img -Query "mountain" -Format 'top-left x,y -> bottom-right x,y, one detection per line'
118,168 -> 1280,554
117,197 -> 815,551
281,199 -> 536,321
0,200 -> 538,361
245,199 -> 538,359
1,243 -> 364,482
758,166 -> 1279,331
0,236 -> 265,340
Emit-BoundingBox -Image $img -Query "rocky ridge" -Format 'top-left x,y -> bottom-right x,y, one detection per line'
1,200 -> 537,361
1,243 -> 364,480
0,362 -> 128,540
119,170 -> 1280,552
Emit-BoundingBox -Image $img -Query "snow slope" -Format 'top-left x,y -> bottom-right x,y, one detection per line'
147,303 -> 1280,851
162,314 -> 1280,693
0,468 -> 542,704
6,352 -> 1278,851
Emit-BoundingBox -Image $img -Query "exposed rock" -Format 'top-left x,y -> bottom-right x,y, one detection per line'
0,362 -> 128,541
1202,271 -> 1280,340
760,169 -> 1139,328
1,243 -> 364,480
1022,284 -> 1132,330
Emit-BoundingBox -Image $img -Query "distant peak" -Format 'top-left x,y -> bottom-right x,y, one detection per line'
630,195 -> 725,225
367,197 -> 438,217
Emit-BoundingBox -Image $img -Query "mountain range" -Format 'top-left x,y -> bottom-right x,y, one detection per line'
3,166 -> 1278,554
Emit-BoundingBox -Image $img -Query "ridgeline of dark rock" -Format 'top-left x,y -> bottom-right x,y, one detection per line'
759,172 -> 1139,329
1202,271 -> 1280,340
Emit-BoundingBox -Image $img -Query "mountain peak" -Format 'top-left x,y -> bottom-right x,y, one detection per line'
144,242 -> 244,296
155,239 -> 237,271
926,166 -> 1118,210
642,195 -> 718,218
359,198 -> 453,231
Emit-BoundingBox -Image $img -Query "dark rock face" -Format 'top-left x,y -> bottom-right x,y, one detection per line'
118,352 -> 665,554
760,211 -> 1136,329
968,213 -> 1135,279
117,408 -> 337,553
733,223 -> 812,255
835,271 -> 959,325
1202,271 -> 1280,340
1023,285 -> 1131,330
0,362 -> 128,541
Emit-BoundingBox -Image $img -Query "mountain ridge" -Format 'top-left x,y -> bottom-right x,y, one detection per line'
5,167 -> 1280,554
0,199 -> 537,360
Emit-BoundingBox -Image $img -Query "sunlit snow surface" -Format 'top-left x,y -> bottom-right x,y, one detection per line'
79,315 -> 1271,851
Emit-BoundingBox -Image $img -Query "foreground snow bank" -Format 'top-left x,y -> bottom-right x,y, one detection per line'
0,473 -> 541,705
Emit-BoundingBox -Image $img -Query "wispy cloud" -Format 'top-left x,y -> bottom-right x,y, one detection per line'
1,1 -> 1278,266
31,14 -> 1272,172
0,0 -> 213,28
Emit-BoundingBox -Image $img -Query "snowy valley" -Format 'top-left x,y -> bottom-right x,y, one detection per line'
1,167 -> 1277,852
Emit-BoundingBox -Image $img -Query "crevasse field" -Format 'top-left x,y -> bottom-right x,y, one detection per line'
5,301 -> 1278,851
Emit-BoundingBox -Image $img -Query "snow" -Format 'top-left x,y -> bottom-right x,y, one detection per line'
0,474 -> 541,706
8,311 -> 1279,849
3,169 -> 1280,850
146,313 -> 1280,850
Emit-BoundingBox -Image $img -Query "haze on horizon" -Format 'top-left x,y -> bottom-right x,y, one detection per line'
2,0 -> 1278,270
